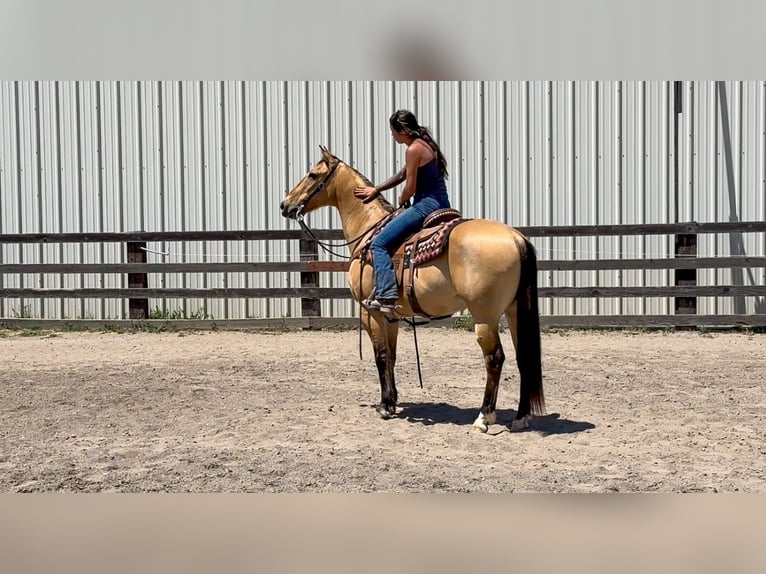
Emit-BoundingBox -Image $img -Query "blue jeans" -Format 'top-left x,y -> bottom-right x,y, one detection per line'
370,194 -> 451,300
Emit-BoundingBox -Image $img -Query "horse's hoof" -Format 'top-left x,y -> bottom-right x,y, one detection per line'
377,405 -> 395,419
472,413 -> 490,433
509,415 -> 530,432
472,422 -> 489,433
472,410 -> 497,433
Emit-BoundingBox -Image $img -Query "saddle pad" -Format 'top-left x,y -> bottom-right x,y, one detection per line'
404,217 -> 467,267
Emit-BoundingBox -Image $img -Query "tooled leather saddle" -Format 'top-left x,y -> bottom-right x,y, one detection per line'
359,208 -> 470,318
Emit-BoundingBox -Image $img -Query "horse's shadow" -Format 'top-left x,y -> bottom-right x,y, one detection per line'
393,402 -> 596,436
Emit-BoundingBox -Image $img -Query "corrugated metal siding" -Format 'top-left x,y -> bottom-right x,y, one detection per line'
1,81 -> 764,320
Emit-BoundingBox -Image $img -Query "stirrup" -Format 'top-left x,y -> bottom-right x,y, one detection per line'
363,298 -> 397,314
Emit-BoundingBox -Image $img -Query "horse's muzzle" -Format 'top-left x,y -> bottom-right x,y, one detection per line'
280,201 -> 300,219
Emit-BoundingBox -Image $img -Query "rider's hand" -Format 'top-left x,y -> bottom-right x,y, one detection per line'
354,186 -> 378,203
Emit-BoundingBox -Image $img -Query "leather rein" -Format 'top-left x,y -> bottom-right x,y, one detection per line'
291,157 -> 426,388
295,158 -> 396,260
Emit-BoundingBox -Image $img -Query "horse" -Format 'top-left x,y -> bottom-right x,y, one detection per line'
280,146 -> 545,432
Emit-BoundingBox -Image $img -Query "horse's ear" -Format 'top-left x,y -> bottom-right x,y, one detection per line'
319,145 -> 335,164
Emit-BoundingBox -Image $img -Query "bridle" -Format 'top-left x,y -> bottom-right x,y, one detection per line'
293,156 -> 396,260
295,155 -> 342,219
289,153 -> 426,388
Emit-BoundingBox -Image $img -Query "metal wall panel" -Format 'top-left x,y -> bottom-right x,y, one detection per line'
1,81 -> 764,320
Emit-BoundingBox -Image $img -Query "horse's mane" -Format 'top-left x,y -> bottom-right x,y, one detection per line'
339,160 -> 395,213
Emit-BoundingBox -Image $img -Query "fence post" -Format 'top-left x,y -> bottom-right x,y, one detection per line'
299,234 -> 321,322
674,234 -> 697,315
126,242 -> 149,319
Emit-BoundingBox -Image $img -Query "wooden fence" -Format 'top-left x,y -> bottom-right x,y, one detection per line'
1,221 -> 765,329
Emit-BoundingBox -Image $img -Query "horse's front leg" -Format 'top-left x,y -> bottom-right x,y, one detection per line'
361,306 -> 400,419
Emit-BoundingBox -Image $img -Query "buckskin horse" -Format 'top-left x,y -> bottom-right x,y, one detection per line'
280,146 -> 545,432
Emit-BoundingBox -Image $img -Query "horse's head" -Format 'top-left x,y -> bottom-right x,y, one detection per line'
280,146 -> 341,220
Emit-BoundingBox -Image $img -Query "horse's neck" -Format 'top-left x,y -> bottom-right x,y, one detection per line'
334,167 -> 391,249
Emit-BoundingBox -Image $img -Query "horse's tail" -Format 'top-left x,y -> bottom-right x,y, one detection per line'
513,235 -> 545,417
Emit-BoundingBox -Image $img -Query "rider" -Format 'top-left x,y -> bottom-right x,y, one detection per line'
353,109 -> 451,314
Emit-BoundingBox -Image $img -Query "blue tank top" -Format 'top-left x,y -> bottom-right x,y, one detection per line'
414,158 -> 448,203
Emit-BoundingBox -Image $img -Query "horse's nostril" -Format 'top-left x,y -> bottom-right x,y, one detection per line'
280,203 -> 297,219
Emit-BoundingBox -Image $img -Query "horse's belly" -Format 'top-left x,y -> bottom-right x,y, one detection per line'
408,263 -> 465,316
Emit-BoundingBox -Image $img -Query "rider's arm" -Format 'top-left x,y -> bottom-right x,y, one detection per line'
374,166 -> 407,194
353,167 -> 406,203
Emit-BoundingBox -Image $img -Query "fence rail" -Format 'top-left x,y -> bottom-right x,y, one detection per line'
2,221 -> 765,329
2,256 -> 766,275
2,220 -> 765,244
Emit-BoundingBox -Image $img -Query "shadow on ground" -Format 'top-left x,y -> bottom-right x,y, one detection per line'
380,402 -> 596,435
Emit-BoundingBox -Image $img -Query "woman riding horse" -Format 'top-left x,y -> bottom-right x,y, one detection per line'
353,110 -> 451,315
280,141 -> 544,432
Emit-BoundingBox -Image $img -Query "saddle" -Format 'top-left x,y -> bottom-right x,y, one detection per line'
360,208 -> 469,318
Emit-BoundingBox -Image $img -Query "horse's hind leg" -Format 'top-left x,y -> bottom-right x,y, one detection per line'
361,307 -> 400,419
505,301 -> 542,432
471,320 -> 505,433
504,302 -> 527,431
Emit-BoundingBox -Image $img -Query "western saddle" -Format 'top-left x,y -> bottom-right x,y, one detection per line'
359,208 -> 469,318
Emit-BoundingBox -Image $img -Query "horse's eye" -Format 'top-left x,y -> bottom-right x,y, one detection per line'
308,173 -> 318,180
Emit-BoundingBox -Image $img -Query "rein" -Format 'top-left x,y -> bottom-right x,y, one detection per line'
296,213 -> 391,260
295,156 -> 396,260
296,211 -> 393,366
292,158 -> 427,388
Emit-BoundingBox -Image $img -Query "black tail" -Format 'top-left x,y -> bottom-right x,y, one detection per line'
514,236 -> 545,417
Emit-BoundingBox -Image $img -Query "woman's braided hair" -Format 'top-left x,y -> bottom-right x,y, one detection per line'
389,109 -> 449,179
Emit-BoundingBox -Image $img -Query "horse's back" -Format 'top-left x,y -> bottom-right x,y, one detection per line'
348,217 -> 530,318
449,218 -> 527,271
411,218 -> 527,317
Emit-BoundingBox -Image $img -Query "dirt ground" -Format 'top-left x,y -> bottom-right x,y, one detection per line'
1,326 -> 764,492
